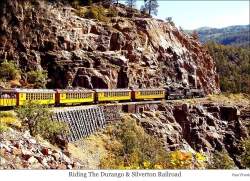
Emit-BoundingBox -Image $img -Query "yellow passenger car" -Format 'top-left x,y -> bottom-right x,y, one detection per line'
55,89 -> 95,105
94,89 -> 132,103
0,89 -> 17,107
16,89 -> 56,105
132,88 -> 165,100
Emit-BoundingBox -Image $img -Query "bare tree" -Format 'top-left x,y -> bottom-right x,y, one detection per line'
191,30 -> 200,41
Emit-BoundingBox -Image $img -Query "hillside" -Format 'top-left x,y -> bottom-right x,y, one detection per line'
0,0 -> 220,94
186,25 -> 250,49
1,94 -> 250,169
0,0 -> 250,172
204,42 -> 250,94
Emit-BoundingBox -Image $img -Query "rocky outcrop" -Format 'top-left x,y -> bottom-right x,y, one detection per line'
0,129 -> 87,169
0,0 -> 220,93
129,101 -> 249,167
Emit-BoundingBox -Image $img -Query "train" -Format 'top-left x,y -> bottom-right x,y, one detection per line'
0,87 -> 205,107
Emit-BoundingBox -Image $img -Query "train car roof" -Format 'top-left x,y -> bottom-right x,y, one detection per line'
94,89 -> 131,92
55,89 -> 94,93
0,88 -> 56,93
132,88 -> 165,91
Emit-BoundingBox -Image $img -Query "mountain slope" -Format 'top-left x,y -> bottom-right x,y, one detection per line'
186,25 -> 250,49
0,0 -> 220,94
204,41 -> 250,94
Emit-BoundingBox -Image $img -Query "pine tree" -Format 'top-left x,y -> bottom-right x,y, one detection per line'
143,0 -> 159,16
111,0 -> 119,4
125,0 -> 136,9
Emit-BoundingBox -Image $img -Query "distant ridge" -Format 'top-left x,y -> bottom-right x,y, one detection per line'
185,25 -> 250,49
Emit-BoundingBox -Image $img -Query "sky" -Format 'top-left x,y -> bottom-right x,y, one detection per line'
120,0 -> 250,30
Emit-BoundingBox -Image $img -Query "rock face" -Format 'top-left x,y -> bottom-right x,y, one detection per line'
0,0 -> 220,93
129,101 -> 249,168
0,129 -> 87,169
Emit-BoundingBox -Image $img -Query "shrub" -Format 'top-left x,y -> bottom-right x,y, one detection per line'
169,151 -> 206,169
170,21 -> 175,27
155,111 -> 161,117
207,149 -> 235,169
70,0 -> 80,7
75,8 -> 86,17
0,121 -> 9,132
84,6 -> 99,19
100,115 -> 171,169
0,61 -> 20,80
0,111 -> 16,118
27,70 -> 50,88
107,7 -> 118,17
15,101 -> 69,143
84,5 -> 108,22
238,138 -> 250,168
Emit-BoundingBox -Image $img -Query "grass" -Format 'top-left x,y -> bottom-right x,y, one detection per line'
0,111 -> 22,130
67,132 -> 109,169
0,121 -> 9,132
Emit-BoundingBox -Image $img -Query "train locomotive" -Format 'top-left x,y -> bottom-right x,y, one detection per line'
0,87 -> 205,107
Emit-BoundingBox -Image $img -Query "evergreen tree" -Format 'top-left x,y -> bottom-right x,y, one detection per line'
125,0 -> 136,9
111,0 -> 119,4
143,0 -> 159,16
165,17 -> 172,23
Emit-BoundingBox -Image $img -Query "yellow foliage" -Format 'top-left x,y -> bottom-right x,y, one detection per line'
154,164 -> 163,169
170,150 -> 206,169
0,116 -> 22,129
143,161 -> 150,169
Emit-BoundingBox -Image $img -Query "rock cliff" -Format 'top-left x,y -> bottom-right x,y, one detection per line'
132,101 -> 249,168
0,0 -> 220,93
